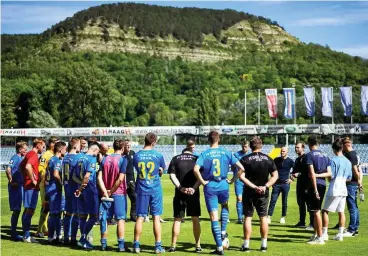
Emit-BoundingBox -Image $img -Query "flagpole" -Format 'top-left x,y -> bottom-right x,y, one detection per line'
313,87 -> 316,124
331,87 -> 334,143
258,89 -> 260,125
350,86 -> 353,124
244,90 -> 247,126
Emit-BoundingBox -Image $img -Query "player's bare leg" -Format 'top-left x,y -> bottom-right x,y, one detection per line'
171,217 -> 182,248
133,216 -> 144,252
241,216 -> 252,251
192,216 -> 201,248
117,219 -> 128,252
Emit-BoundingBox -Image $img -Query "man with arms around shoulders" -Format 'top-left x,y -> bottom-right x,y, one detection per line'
194,131 -> 244,255
6,141 -> 28,241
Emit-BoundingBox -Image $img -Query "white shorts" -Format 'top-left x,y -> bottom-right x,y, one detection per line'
322,196 -> 346,213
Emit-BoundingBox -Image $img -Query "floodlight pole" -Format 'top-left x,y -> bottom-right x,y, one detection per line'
173,135 -> 177,157
244,90 -> 247,126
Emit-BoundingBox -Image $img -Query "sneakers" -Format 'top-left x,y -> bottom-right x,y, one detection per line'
308,234 -> 317,242
280,217 -> 285,224
210,249 -> 224,255
322,233 -> 329,241
133,247 -> 141,254
11,235 -> 23,241
332,223 -> 339,229
227,219 -> 230,223
353,230 -> 359,236
236,219 -> 243,224
23,236 -> 39,243
168,247 -> 176,253
294,222 -> 305,228
160,218 -> 167,223
101,244 -> 107,251
260,246 -> 267,252
267,216 -> 271,224
144,216 -> 150,222
334,234 -> 343,241
305,225 -> 314,231
308,237 -> 325,245
118,246 -> 132,252
78,238 -> 93,250
240,246 -> 250,252
34,232 -> 45,238
343,230 -> 355,237
155,247 -> 165,254
195,247 -> 203,253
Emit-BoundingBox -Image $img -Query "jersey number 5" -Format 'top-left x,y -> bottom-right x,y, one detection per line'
138,162 -> 155,180
212,159 -> 221,177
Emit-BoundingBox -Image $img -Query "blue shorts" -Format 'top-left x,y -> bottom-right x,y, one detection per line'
234,180 -> 244,197
64,193 -> 73,213
99,194 -> 127,221
24,189 -> 39,209
78,191 -> 99,215
48,191 -> 64,214
204,189 -> 229,213
8,184 -> 23,211
136,193 -> 163,217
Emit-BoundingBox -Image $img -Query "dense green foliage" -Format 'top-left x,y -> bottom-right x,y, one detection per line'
2,34 -> 368,129
41,3 -> 283,46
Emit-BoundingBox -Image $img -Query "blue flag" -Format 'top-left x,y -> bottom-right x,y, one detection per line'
362,86 -> 368,115
283,88 -> 296,119
321,87 -> 333,117
340,87 -> 352,117
303,87 -> 315,117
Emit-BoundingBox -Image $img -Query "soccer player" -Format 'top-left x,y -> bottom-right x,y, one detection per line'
6,141 -> 28,241
267,147 -> 294,224
98,139 -> 129,252
291,143 -> 314,229
306,136 -> 331,245
232,140 -> 250,224
168,147 -> 202,253
342,137 -> 362,237
62,138 -> 81,245
238,136 -> 278,253
45,141 -> 67,244
74,142 -> 100,250
124,139 -> 137,222
193,131 -> 244,255
20,138 -> 46,243
133,133 -> 166,254
320,138 -> 351,241
187,139 -> 199,156
36,136 -> 59,237
79,136 -> 88,153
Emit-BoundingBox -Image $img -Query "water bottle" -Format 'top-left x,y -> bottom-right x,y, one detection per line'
359,189 -> 365,202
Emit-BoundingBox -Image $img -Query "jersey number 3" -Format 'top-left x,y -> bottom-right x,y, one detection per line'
138,162 -> 155,180
212,159 -> 221,177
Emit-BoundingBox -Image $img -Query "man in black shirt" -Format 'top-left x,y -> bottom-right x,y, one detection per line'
267,147 -> 294,224
342,137 -> 362,237
291,143 -> 314,228
238,136 -> 278,253
123,139 -> 137,222
167,148 -> 202,253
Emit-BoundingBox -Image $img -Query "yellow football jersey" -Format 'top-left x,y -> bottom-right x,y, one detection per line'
39,150 -> 54,187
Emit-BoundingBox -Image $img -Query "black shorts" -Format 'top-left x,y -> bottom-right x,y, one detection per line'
307,184 -> 326,211
242,188 -> 269,218
173,192 -> 201,218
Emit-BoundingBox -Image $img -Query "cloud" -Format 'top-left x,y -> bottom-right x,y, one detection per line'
292,8 -> 368,27
1,4 -> 82,33
335,45 -> 368,59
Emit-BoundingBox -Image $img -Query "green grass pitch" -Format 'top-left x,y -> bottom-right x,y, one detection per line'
1,175 -> 367,255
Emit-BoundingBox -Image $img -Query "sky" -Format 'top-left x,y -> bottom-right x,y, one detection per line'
2,1 -> 368,58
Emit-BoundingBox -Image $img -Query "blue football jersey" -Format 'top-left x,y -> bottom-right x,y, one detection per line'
45,156 -> 62,190
133,149 -> 165,195
75,154 -> 98,193
233,150 -> 250,177
196,147 -> 238,191
62,153 -> 82,192
8,154 -> 23,184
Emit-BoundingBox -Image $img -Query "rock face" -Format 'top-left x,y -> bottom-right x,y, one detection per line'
48,18 -> 299,62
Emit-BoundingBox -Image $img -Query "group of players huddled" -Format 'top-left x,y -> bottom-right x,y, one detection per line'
6,131 -> 363,254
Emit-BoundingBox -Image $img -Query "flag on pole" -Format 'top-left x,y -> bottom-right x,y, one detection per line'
321,87 -> 333,117
283,88 -> 296,119
265,89 -> 278,118
362,86 -> 368,115
303,87 -> 315,117
340,87 -> 352,117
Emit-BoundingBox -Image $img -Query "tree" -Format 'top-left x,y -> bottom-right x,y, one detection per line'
26,110 -> 59,128
55,62 -> 125,127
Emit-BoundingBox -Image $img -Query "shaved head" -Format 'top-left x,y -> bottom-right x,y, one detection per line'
281,146 -> 288,158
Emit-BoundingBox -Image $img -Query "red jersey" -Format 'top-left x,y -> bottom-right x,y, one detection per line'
20,150 -> 40,190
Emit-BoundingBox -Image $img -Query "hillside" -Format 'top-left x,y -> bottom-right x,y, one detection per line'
1,3 -> 368,132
